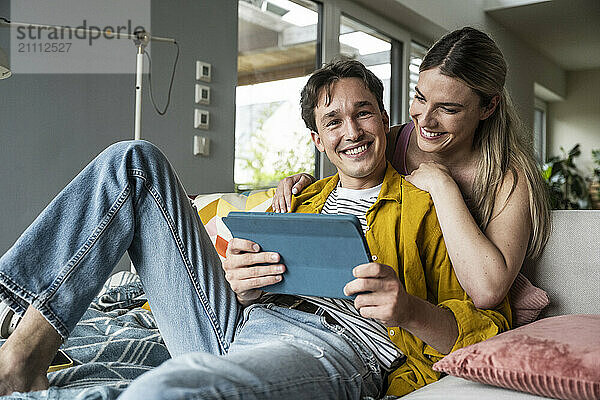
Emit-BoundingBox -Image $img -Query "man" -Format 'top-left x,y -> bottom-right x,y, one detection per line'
0,59 -> 508,399
224,59 -> 510,396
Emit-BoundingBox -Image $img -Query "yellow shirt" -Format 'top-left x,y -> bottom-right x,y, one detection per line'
291,164 -> 511,397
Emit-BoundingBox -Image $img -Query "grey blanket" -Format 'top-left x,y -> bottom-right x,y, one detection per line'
1,272 -> 171,400
1,273 -> 398,400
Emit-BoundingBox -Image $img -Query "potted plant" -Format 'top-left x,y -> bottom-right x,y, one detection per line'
541,144 -> 590,209
589,149 -> 600,209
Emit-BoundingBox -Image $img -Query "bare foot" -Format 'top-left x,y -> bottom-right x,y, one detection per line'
0,306 -> 62,395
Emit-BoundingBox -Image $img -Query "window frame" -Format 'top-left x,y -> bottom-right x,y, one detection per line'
408,41 -> 428,118
533,97 -> 548,163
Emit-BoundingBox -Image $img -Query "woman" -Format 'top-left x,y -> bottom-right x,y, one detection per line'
272,27 -> 551,310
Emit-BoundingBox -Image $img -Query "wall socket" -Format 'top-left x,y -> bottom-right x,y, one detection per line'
194,109 -> 210,130
196,61 -> 211,82
195,84 -> 210,105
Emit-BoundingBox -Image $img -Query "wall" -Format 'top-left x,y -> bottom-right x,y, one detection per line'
0,1 -> 238,260
548,68 -> 600,175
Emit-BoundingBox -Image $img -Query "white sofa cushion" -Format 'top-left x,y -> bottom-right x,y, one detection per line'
402,376 -> 554,400
524,210 -> 600,317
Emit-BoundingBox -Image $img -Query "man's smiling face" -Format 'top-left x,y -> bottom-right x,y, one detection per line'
311,77 -> 389,189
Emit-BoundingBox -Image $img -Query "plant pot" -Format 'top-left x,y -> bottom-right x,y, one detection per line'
590,181 -> 600,209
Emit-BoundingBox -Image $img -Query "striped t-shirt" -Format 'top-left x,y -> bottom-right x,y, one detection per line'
301,184 -> 405,370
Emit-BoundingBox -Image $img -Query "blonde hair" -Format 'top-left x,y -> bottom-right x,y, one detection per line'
421,27 -> 550,260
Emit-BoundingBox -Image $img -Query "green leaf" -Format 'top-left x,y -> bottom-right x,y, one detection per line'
541,143 -> 590,210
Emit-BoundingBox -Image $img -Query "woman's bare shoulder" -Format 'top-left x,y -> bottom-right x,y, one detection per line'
491,167 -> 531,222
386,124 -> 403,161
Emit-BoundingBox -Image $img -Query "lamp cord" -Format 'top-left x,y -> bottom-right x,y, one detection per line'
144,40 -> 179,116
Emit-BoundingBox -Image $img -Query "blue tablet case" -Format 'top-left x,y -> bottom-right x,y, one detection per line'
222,212 -> 371,299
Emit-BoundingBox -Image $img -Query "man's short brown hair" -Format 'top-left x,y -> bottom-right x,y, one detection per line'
300,58 -> 385,132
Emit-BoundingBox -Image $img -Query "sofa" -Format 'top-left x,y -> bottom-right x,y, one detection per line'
2,193 -> 596,400
193,191 -> 600,400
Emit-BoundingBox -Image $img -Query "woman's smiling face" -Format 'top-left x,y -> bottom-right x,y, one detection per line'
409,67 -> 493,155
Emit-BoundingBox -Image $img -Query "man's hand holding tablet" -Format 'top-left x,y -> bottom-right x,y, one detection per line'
223,237 -> 285,306
222,212 -> 371,304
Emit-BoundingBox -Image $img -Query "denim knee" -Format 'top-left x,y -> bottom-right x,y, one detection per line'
90,140 -> 175,186
100,140 -> 165,165
119,353 -> 225,400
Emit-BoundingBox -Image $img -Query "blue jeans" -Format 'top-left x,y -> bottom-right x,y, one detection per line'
0,141 -> 383,400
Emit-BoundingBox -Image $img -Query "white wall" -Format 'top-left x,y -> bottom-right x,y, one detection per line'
548,68 -> 600,175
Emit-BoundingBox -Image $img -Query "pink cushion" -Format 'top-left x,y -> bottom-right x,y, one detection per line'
433,314 -> 600,400
510,273 -> 550,327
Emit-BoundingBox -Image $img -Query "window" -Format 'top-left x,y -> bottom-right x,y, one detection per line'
236,0 -> 421,184
339,15 -> 392,113
235,0 -> 320,190
533,98 -> 547,163
408,42 -> 427,116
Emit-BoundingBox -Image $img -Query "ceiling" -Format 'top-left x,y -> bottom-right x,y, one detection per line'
487,0 -> 600,71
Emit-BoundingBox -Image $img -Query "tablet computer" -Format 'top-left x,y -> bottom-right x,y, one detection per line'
222,211 -> 371,299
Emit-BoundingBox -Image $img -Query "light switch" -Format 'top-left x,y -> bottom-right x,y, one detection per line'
195,84 -> 210,105
193,135 -> 210,156
194,109 -> 209,130
196,61 -> 211,82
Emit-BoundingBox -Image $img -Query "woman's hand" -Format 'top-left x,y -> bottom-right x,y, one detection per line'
272,173 -> 315,213
223,238 -> 286,306
404,162 -> 452,194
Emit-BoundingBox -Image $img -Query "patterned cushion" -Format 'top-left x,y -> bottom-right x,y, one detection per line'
193,189 -> 276,260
